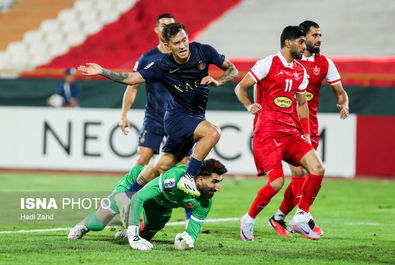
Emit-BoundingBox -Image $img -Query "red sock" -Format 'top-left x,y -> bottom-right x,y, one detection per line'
291,176 -> 305,205
298,174 -> 323,212
248,183 -> 278,218
279,182 -> 294,215
248,168 -> 283,218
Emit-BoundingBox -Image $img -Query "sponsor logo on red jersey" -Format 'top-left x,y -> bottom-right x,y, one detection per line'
306,91 -> 314,101
273,96 -> 292,108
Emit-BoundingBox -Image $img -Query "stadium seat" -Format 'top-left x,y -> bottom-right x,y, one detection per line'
74,0 -> 93,12
77,9 -> 98,24
22,30 -> 44,45
82,22 -> 102,35
95,1 -> 112,12
65,33 -> 86,47
62,20 -> 81,35
58,9 -> 78,23
6,41 -> 27,55
40,19 -> 61,34
48,44 -> 69,58
98,10 -> 119,24
115,0 -> 136,13
44,32 -> 65,47
0,0 -> 17,12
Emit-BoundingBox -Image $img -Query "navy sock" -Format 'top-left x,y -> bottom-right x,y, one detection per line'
185,157 -> 203,180
185,208 -> 192,220
127,180 -> 144,192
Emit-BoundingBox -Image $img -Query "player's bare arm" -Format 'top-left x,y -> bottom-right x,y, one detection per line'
234,73 -> 262,114
200,59 -> 238,87
120,84 -> 140,135
296,93 -> 311,142
331,83 -> 349,119
78,63 -> 145,85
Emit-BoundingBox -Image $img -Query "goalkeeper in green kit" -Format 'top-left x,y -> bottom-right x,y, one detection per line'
68,159 -> 227,251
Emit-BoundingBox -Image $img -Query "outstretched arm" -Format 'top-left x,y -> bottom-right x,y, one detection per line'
78,63 -> 145,85
234,73 -> 262,114
201,59 -> 238,87
331,83 -> 349,119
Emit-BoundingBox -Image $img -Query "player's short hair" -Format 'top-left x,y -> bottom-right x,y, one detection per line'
299,20 -> 320,34
162,22 -> 186,43
199,159 -> 227,178
280,26 -> 306,47
155,13 -> 175,26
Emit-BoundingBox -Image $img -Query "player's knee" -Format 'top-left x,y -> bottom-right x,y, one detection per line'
293,167 -> 307,177
310,163 -> 325,176
136,155 -> 150,166
267,168 -> 284,191
156,164 -> 172,174
269,177 -> 284,190
207,125 -> 221,144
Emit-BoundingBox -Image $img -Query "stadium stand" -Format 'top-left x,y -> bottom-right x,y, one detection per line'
0,0 -> 136,72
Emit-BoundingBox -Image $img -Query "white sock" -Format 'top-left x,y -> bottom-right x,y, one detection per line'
294,208 -> 309,223
274,209 -> 286,221
245,213 -> 255,223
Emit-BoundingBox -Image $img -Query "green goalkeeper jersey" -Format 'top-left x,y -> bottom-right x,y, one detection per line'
112,164 -> 212,242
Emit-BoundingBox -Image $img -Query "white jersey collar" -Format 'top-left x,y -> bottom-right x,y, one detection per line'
302,53 -> 316,62
277,52 -> 294,68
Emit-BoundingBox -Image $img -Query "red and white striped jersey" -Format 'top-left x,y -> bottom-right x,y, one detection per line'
297,53 -> 341,137
250,52 -> 308,135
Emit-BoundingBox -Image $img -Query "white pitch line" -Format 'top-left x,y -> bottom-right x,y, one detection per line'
0,217 -> 239,234
2,218 -> 393,234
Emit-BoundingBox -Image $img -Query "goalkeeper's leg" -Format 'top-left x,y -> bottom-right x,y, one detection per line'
68,206 -> 117,239
68,193 -> 119,239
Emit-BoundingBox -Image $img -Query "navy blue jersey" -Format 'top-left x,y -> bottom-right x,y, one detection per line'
139,42 -> 225,117
134,47 -> 171,130
56,81 -> 80,106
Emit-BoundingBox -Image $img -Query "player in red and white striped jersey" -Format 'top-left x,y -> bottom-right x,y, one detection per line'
236,26 -> 326,241
269,20 -> 349,238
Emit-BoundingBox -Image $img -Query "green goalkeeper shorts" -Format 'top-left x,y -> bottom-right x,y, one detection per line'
142,199 -> 173,232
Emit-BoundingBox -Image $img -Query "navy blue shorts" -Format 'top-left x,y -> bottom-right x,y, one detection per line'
138,120 -> 166,154
162,111 -> 204,161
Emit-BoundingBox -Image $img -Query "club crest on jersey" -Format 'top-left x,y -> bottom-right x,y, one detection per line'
306,91 -> 314,101
198,60 -> 206,71
313,66 -> 320,75
185,201 -> 195,208
273,96 -> 292,108
164,178 -> 175,188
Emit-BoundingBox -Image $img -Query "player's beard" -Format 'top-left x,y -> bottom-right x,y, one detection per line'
198,184 -> 216,198
307,41 -> 320,54
291,48 -> 303,60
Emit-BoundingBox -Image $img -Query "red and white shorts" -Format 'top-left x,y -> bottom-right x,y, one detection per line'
253,132 -> 314,176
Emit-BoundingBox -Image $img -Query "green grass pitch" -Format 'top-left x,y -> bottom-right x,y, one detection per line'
0,172 -> 394,265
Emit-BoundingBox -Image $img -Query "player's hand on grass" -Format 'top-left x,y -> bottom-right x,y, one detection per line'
119,115 -> 132,135
78,63 -> 103,76
200,76 -> 220,87
127,225 -> 153,251
247,103 -> 262,114
337,104 -> 349,119
174,232 -> 194,250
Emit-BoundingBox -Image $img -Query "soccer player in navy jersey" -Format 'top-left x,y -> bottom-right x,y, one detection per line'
79,22 -> 238,198
119,14 -> 192,225
119,13 -> 180,166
